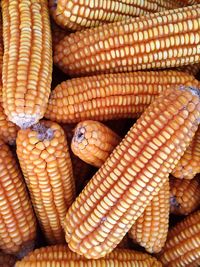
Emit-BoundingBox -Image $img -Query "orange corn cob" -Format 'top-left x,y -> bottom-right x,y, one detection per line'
63,86 -> 200,259
0,12 -> 3,75
159,210 -> 200,266
129,179 -> 170,253
0,139 -> 37,256
45,70 -> 200,123
16,120 -> 75,245
0,90 -> 19,144
71,119 -> 169,253
15,245 -> 162,267
49,0 -> 182,31
71,120 -> 121,167
2,0 -> 52,129
171,126 -> 200,179
0,251 -> 16,267
54,5 -> 200,76
177,63 -> 200,77
170,176 -> 200,215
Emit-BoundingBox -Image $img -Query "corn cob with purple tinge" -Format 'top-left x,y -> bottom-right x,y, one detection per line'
170,176 -> 200,215
54,5 -> 200,76
159,210 -> 200,267
15,245 -> 162,267
0,139 -> 37,256
45,70 -> 200,123
49,0 -> 183,31
171,126 -> 200,179
2,0 -> 52,129
16,121 -> 75,245
63,86 -> 200,259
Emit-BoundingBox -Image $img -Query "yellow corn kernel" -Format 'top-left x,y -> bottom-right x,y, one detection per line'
2,0 -> 52,129
16,120 -> 76,244
63,86 -> 200,258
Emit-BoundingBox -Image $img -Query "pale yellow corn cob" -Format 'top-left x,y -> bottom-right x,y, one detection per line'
15,245 -> 162,266
49,0 -> 182,31
54,5 -> 200,76
45,70 -> 200,123
63,86 -> 200,259
16,120 -> 75,245
0,251 -> 16,267
0,89 -> 19,144
159,210 -> 200,267
170,176 -> 200,215
71,119 -> 169,253
172,125 -> 200,179
129,179 -> 170,253
71,120 -> 121,167
2,0 -> 52,129
0,139 -> 37,256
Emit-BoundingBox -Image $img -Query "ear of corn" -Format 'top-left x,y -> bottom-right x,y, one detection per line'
16,120 -> 76,245
129,179 -> 170,253
2,0 -> 52,129
15,245 -> 162,266
0,251 -> 16,267
63,86 -> 200,259
45,70 -> 200,123
72,119 -> 170,253
71,120 -> 121,167
49,0 -> 182,31
51,20 -> 70,49
159,210 -> 200,267
171,126 -> 200,179
54,5 -> 200,76
0,139 -> 37,256
170,176 -> 200,215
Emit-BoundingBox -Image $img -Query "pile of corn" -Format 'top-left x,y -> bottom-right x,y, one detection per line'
0,1 -> 200,266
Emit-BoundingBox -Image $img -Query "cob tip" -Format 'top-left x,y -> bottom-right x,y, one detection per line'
10,114 -> 40,129
31,123 -> 54,141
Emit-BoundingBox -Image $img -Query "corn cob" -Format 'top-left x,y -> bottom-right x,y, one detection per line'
177,63 -> 200,77
159,210 -> 200,266
71,120 -> 121,167
129,179 -> 170,253
0,251 -> 16,267
49,0 -> 182,31
171,126 -> 200,179
63,86 -> 200,259
1,0 -> 52,129
72,119 -> 169,253
0,139 -> 37,256
0,90 -> 19,144
170,176 -> 200,215
15,245 -> 162,267
45,70 -> 200,124
16,120 -> 75,245
54,5 -> 200,76
0,12 -> 3,75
